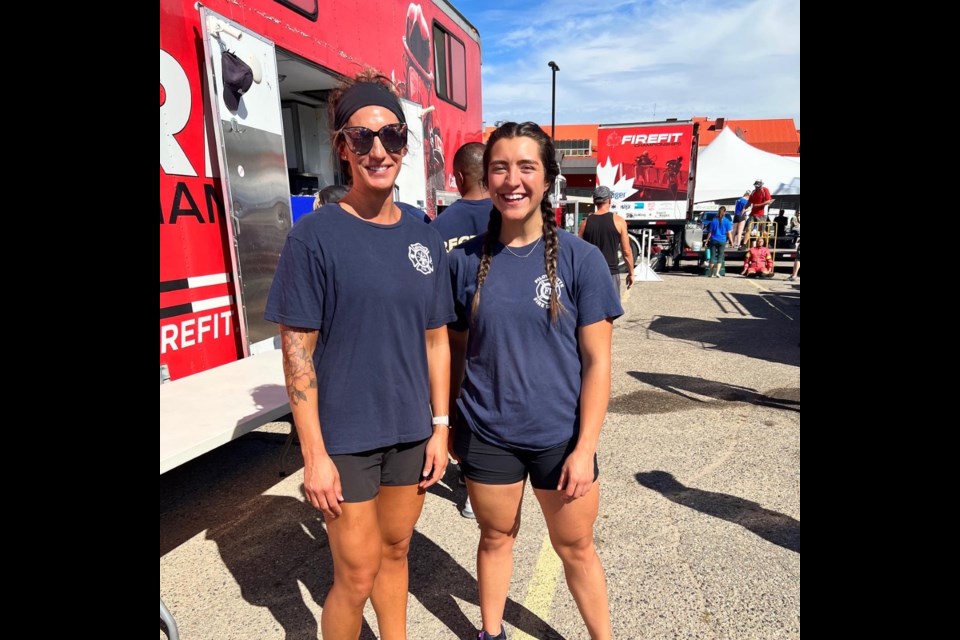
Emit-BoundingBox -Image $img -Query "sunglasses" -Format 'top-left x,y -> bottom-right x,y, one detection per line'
341,123 -> 408,155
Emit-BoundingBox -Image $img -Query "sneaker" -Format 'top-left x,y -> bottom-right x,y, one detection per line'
786,275 -> 796,281
478,628 -> 506,640
461,496 -> 476,519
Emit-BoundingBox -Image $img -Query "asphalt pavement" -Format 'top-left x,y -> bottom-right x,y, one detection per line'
160,270 -> 800,639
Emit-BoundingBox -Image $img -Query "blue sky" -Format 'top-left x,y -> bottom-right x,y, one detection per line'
453,0 -> 800,129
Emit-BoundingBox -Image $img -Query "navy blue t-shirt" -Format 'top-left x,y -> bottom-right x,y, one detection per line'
449,229 -> 623,451
265,204 -> 456,455
397,201 -> 431,224
430,198 -> 493,252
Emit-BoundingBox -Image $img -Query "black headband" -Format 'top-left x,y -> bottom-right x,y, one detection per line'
334,82 -> 406,131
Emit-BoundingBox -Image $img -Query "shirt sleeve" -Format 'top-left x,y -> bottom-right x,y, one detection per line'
264,234 -> 326,330
575,245 -> 624,326
427,241 -> 457,328
447,246 -> 472,332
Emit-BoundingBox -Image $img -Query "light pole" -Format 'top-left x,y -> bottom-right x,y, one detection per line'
548,61 -> 559,140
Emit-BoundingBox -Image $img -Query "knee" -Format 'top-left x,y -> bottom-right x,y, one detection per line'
478,524 -> 519,553
335,568 -> 378,602
551,533 -> 596,566
381,535 -> 413,563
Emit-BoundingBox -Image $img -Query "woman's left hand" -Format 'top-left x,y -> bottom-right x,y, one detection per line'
556,448 -> 595,500
419,428 -> 450,489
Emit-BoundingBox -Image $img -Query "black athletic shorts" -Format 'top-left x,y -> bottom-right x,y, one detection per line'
330,438 -> 429,502
454,425 -> 599,490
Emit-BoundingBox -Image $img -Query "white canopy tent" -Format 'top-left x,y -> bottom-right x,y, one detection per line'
694,127 -> 800,203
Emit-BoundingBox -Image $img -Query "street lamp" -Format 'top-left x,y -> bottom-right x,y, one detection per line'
548,61 -> 559,140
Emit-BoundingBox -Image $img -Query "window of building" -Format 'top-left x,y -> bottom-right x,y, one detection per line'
433,23 -> 467,109
555,139 -> 592,156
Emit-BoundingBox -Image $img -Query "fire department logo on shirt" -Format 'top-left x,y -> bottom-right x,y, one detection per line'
534,274 -> 565,309
408,243 -> 434,275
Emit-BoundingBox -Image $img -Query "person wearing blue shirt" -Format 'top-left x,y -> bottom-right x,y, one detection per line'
704,206 -> 735,278
396,200 -> 431,223
264,75 -> 454,639
429,140 -> 492,520
449,122 -> 621,640
733,189 -> 752,249
430,141 -> 493,252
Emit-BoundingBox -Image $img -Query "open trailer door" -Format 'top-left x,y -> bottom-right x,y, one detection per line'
395,99 -> 429,212
199,7 -> 291,355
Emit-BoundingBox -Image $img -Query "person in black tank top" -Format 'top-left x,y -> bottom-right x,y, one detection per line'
578,186 -> 634,297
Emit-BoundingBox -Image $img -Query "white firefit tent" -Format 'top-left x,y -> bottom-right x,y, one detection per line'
694,127 -> 800,203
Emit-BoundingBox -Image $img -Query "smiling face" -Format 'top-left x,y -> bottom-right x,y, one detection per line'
338,106 -> 405,195
485,136 -> 549,227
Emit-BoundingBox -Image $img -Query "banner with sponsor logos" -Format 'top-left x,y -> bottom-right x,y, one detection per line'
596,122 -> 694,220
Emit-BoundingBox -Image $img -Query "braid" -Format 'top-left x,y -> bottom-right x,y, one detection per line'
540,199 -> 564,323
471,208 -> 502,323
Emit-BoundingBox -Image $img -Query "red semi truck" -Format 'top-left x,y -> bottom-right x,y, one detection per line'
595,120 -> 700,269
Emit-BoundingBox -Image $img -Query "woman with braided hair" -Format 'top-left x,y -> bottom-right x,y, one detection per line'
448,122 -> 621,640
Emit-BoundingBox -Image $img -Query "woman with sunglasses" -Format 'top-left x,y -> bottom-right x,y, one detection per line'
448,122 -> 622,640
265,73 -> 455,640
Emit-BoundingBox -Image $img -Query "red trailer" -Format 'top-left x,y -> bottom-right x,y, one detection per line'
160,0 -> 483,382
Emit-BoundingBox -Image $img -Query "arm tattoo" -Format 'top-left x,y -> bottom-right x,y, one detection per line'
280,327 -> 317,406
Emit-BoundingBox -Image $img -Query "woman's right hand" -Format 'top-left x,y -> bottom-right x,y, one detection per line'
303,454 -> 344,519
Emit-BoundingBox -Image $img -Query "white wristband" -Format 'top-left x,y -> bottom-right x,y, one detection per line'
432,415 -> 450,427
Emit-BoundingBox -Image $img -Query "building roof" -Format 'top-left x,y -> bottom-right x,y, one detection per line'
693,117 -> 799,156
481,118 -> 801,159
483,124 -> 600,158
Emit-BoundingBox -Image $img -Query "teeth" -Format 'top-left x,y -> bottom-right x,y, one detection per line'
502,194 -> 524,201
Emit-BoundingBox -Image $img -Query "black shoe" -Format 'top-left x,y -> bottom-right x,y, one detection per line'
478,629 -> 506,640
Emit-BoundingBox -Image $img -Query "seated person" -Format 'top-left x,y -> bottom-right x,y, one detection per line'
741,238 -> 774,277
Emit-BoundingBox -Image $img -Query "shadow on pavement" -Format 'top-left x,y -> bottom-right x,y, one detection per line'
205,494 -> 561,639
161,425 -> 296,556
634,282 -> 800,366
635,470 -> 800,553
611,372 -> 799,415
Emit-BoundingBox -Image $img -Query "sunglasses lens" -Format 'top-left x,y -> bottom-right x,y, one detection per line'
380,124 -> 407,153
344,128 -> 374,155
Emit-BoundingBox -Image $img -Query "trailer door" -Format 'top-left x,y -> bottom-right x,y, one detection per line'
200,8 -> 291,355
395,99 -> 428,212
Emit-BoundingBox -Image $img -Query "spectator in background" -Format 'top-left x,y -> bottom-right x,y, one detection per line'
703,206 -> 734,278
732,189 -> 752,249
741,237 -> 774,278
772,209 -> 790,242
429,140 -> 493,520
317,184 -> 348,208
579,185 -> 634,297
747,179 -> 774,231
397,200 -> 431,223
431,142 -> 493,252
787,211 -> 800,281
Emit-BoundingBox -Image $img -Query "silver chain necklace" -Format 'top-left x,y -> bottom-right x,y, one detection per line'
502,236 -> 542,259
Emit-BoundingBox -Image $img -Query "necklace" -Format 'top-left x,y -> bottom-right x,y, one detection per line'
502,236 -> 542,259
